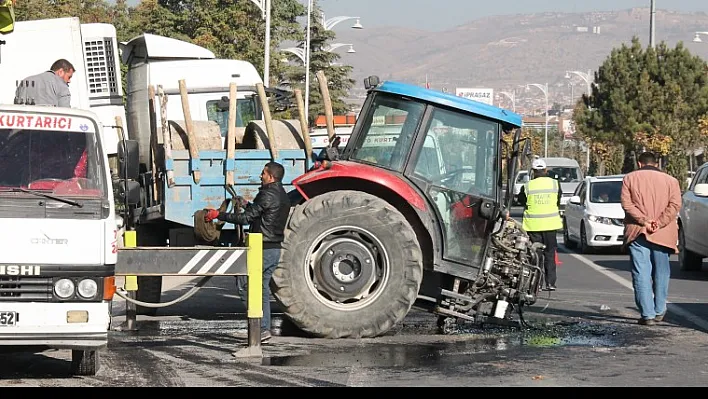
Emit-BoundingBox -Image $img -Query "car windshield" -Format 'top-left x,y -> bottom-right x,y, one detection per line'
548,166 -> 581,182
0,121 -> 107,198
589,181 -> 622,204
516,171 -> 527,183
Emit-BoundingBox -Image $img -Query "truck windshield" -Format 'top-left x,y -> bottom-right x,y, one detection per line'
548,166 -> 581,182
0,128 -> 106,198
206,97 -> 258,137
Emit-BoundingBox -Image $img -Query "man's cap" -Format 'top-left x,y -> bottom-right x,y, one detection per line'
531,158 -> 547,170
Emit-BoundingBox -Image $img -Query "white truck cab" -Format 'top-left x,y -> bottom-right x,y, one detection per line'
120,33 -> 265,167
0,17 -> 128,158
0,105 -> 117,376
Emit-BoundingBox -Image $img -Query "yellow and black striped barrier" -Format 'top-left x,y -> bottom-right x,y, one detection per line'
116,231 -> 264,356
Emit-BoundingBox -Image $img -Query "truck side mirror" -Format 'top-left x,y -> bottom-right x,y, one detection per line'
118,139 -> 140,180
118,180 -> 141,205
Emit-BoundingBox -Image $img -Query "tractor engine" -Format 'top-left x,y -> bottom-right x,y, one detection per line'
437,218 -> 544,326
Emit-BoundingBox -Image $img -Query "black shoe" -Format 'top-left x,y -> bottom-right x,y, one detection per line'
638,318 -> 656,326
548,285 -> 556,291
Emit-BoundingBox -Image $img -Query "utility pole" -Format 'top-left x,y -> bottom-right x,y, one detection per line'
649,0 -> 656,48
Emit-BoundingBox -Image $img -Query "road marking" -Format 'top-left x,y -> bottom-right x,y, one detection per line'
562,248 -> 708,331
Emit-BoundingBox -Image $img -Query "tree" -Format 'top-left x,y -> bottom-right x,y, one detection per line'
573,37 -> 708,187
278,0 -> 355,123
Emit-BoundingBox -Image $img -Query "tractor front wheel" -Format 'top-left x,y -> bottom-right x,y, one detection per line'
272,190 -> 423,339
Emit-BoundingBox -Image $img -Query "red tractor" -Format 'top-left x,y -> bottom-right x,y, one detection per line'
272,76 -> 543,338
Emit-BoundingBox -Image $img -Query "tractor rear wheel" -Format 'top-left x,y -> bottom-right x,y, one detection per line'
272,190 -> 423,338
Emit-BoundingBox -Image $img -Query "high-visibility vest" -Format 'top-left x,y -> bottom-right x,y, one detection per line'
522,176 -> 563,232
0,0 -> 14,34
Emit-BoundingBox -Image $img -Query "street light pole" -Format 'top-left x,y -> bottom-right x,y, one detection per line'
650,0 -> 656,48
304,0 -> 312,122
249,0 -> 272,87
499,90 -> 515,112
565,69 -> 593,97
303,8 -> 362,124
693,31 -> 708,42
527,83 -> 549,158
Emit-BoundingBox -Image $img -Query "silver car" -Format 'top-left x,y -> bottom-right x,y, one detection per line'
678,162 -> 708,271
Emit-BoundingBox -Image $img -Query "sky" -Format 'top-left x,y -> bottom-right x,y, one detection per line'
320,0 -> 707,31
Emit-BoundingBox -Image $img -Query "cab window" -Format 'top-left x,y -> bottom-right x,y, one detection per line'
206,96 -> 258,137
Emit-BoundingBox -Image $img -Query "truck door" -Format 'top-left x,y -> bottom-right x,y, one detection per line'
408,107 -> 500,267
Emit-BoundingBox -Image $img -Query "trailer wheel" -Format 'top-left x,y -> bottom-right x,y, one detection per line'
70,349 -> 99,376
136,276 -> 162,316
272,190 -> 423,338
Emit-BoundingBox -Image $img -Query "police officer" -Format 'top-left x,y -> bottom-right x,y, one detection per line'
15,59 -> 75,107
517,158 -> 563,291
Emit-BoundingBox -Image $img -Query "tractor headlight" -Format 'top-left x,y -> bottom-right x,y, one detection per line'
54,279 -> 76,299
77,279 -> 98,299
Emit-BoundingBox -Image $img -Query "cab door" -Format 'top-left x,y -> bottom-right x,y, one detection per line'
405,106 -> 500,267
565,180 -> 586,239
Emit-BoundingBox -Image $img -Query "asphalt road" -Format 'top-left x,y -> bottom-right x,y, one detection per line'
2,207 -> 708,386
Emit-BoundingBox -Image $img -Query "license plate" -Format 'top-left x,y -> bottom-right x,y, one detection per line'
0,311 -> 18,326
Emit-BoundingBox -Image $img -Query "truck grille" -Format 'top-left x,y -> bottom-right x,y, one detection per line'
0,277 -> 53,302
84,38 -> 120,97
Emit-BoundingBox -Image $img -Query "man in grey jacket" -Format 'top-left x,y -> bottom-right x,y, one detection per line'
15,59 -> 75,107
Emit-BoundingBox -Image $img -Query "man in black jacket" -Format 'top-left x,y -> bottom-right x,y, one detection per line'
203,161 -> 290,342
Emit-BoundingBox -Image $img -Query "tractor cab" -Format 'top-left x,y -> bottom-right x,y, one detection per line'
339,77 -> 523,268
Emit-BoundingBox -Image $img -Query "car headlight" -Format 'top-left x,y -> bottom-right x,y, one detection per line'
54,279 -> 76,299
588,215 -> 613,225
77,279 -> 98,299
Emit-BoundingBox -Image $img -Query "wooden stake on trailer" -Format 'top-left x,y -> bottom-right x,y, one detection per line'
226,82 -> 238,186
316,70 -> 335,141
256,82 -> 279,161
178,79 -> 201,184
294,89 -> 313,163
147,85 -> 159,201
157,85 -> 175,187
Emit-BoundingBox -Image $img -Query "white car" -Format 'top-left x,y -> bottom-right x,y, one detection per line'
512,170 -> 528,205
678,162 -> 708,271
562,175 -> 626,253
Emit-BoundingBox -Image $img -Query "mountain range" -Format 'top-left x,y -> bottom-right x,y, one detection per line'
333,7 -> 708,111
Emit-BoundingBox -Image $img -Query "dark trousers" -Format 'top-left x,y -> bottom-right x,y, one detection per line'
529,230 -> 558,287
236,247 -> 281,331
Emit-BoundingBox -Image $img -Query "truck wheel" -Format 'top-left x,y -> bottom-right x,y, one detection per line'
70,349 -> 99,376
273,190 -> 423,338
136,276 -> 162,316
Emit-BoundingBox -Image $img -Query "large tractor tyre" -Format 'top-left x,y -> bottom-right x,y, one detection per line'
135,276 -> 162,316
272,190 -> 424,339
70,349 -> 99,376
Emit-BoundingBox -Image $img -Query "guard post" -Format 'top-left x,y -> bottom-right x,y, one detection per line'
247,233 -> 263,347
123,230 -> 138,331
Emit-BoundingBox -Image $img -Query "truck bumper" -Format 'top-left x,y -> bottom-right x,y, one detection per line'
0,302 -> 110,349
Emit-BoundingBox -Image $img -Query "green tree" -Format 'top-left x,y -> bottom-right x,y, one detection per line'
278,0 -> 355,123
573,37 -> 708,187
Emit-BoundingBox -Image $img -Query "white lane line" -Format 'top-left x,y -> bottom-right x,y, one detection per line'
562,249 -> 708,331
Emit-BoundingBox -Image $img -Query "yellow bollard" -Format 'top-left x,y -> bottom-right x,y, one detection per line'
123,229 -> 138,331
123,230 -> 138,292
246,233 -> 263,348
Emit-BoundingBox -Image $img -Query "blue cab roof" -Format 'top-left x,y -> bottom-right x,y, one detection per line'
373,80 -> 522,128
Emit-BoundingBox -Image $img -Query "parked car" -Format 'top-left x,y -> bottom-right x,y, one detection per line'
512,170 -> 528,205
678,162 -> 708,271
562,174 -> 626,253
544,157 -> 584,215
